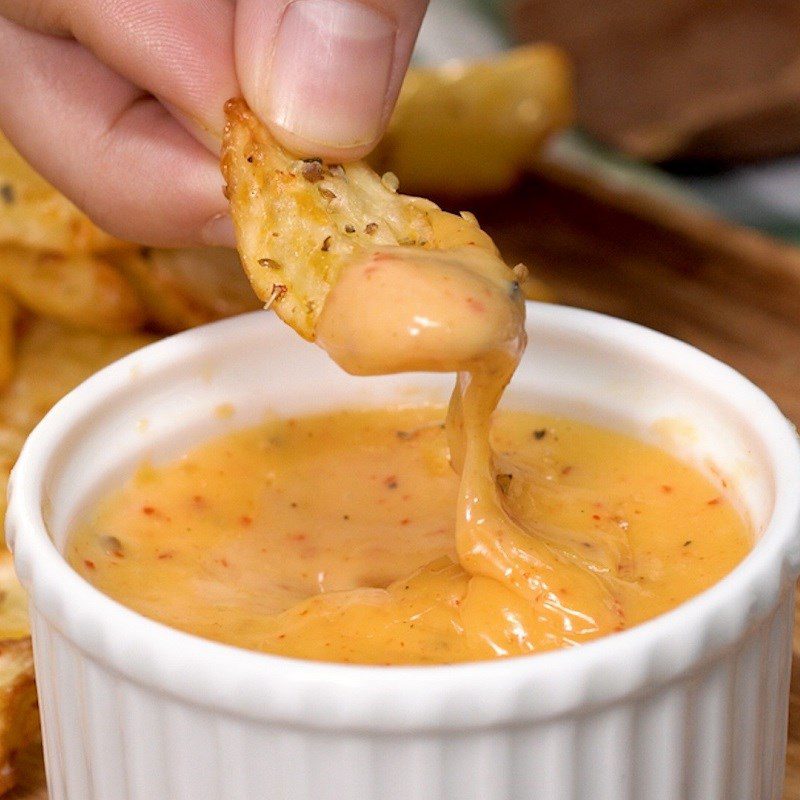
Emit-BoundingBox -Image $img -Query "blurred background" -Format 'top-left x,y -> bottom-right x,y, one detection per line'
416,0 -> 800,242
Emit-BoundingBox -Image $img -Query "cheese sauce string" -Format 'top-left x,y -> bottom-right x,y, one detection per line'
318,245 -> 622,635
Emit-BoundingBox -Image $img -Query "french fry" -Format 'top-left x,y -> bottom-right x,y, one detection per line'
0,135 -> 126,255
114,246 -> 259,333
0,248 -> 146,334
370,45 -> 574,197
222,99 -> 528,340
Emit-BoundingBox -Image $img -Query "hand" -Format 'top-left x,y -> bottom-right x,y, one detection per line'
0,0 -> 429,247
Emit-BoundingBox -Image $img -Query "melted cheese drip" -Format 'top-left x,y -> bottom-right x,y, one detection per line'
316,246 -> 622,642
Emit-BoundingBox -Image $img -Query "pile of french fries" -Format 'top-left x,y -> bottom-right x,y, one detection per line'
0,44 -> 572,794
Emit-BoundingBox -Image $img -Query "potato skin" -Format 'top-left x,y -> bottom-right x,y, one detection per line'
0,135 -> 124,255
370,45 -> 574,197
222,99 -> 527,341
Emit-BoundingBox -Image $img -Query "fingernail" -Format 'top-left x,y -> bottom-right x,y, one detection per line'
265,0 -> 396,150
201,213 -> 237,248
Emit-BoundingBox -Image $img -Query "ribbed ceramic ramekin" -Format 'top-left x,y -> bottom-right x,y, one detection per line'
7,304 -> 800,800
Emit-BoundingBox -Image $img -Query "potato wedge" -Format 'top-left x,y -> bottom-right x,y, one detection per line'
0,426 -> 24,551
0,318 -> 154,438
0,551 -> 39,796
370,45 -> 573,197
0,248 -> 145,334
0,134 -> 124,254
222,99 -> 523,340
0,318 -> 152,493
114,246 -> 260,333
0,554 -> 29,645
0,296 -> 15,392
0,635 -> 37,796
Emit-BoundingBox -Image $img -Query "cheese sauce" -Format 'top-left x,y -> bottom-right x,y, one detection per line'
69,247 -> 750,663
68,408 -> 750,665
316,247 -> 623,648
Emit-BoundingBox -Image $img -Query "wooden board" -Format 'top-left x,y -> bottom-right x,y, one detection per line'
13,164 -> 800,797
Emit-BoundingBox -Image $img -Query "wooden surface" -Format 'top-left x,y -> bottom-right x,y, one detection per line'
13,165 -> 800,798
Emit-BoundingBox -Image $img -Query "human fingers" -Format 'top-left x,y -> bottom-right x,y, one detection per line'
0,17 -> 232,247
0,0 -> 238,150
235,0 -> 430,160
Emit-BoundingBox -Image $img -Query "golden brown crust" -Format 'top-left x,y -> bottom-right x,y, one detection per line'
0,550 -> 38,796
0,637 -> 38,797
113,247 -> 259,333
0,248 -> 146,334
0,135 -> 126,255
370,45 -> 574,197
222,99 -> 511,340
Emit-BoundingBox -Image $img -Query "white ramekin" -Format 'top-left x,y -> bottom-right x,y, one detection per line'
7,304 -> 800,800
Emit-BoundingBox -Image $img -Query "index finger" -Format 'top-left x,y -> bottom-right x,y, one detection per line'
0,0 -> 238,149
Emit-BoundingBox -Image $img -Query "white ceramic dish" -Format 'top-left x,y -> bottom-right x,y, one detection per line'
7,304 -> 800,800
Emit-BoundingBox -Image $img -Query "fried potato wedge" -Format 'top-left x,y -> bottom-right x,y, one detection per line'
0,551 -> 39,796
0,312 -> 153,549
0,554 -> 29,644
0,318 -> 154,438
0,248 -> 145,334
114,246 -> 260,333
0,296 -> 15,392
222,99 -> 523,340
0,135 -> 124,254
0,427 -> 24,549
0,635 -> 37,796
370,45 -> 573,197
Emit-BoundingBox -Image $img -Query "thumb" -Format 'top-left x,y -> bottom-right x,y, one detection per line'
235,0 -> 429,161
